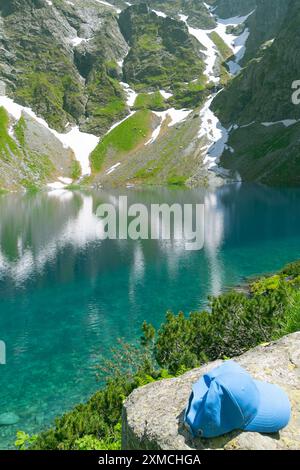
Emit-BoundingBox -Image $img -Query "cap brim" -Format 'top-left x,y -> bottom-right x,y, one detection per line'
243,380 -> 291,434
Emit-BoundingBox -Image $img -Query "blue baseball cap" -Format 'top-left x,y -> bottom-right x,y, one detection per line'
184,361 -> 291,438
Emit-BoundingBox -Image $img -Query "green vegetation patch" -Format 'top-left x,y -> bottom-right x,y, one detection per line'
70,161 -> 82,180
170,79 -> 208,109
134,92 -> 166,111
0,107 -> 58,190
0,107 -> 20,161
84,70 -> 127,135
90,110 -> 152,173
15,70 -> 73,132
166,175 -> 188,186
14,116 -> 26,147
209,31 -> 233,61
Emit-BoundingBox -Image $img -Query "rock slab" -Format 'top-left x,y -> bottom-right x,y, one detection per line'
122,333 -> 300,450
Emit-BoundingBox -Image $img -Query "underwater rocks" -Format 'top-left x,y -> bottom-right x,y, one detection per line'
0,412 -> 20,426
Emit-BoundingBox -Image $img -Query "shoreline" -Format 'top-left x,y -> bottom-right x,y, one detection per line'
14,258 -> 300,451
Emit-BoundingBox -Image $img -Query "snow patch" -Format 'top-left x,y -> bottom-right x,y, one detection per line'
180,9 -> 255,83
198,95 -> 229,169
203,2 -> 215,13
159,90 -> 173,99
0,95 -> 99,176
187,25 -> 219,83
145,108 -> 192,145
106,162 -> 121,175
70,36 -> 92,47
120,82 -> 138,107
47,176 -> 73,191
239,121 -> 255,128
153,10 -> 167,18
216,11 -> 255,27
47,181 -> 68,190
57,127 -> 99,176
213,10 -> 255,75
192,6 -> 255,170
59,177 -> 73,185
94,0 -> 121,14
262,120 -> 299,128
166,108 -> 193,127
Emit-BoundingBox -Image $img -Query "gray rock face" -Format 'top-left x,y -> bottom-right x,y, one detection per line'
122,333 -> 300,450
0,109 -> 75,191
22,112 -> 75,175
0,0 -> 128,134
214,0 -> 256,18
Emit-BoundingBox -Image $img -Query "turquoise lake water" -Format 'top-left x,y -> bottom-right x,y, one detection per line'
1,184 -> 300,448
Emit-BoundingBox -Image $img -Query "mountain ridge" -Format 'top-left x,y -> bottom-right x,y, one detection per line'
212,0 -> 300,185
0,0 -> 299,190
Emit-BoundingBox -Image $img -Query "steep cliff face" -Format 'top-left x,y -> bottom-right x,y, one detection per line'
0,0 -> 128,134
118,4 -> 205,91
211,0 -> 300,185
0,104 -> 75,191
241,0 -> 290,65
105,0 -> 216,28
213,0 -> 294,126
212,0 -> 257,18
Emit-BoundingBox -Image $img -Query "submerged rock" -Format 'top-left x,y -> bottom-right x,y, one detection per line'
122,332 -> 300,450
0,412 -> 20,426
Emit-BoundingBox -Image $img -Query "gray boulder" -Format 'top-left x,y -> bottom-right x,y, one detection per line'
122,332 -> 300,450
0,412 -> 19,426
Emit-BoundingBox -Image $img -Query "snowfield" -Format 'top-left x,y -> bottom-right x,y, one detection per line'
0,95 -> 99,177
182,5 -> 256,169
145,109 -> 192,146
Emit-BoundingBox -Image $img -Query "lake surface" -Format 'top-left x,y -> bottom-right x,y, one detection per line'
1,184 -> 300,448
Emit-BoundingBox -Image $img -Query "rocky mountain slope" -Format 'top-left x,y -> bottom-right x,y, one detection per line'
0,0 -> 298,190
212,0 -> 300,185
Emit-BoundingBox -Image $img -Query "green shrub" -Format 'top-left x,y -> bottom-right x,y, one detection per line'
154,284 -> 289,374
281,260 -> 300,277
15,431 -> 38,450
274,289 -> 300,337
73,431 -> 121,451
250,275 -> 281,295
